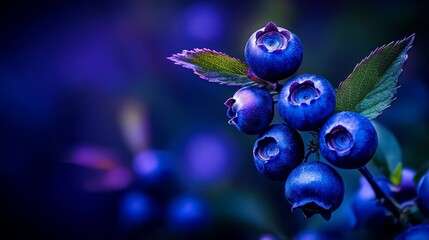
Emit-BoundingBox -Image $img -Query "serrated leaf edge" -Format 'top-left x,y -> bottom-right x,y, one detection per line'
337,34 -> 415,92
336,34 -> 415,117
168,48 -> 246,72
167,48 -> 254,86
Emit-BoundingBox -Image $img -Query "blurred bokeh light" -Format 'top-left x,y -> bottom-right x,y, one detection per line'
1,0 -> 428,239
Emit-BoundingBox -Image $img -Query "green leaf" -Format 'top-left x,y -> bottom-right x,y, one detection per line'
371,121 -> 403,185
390,163 -> 403,186
168,48 -> 255,86
336,34 -> 415,119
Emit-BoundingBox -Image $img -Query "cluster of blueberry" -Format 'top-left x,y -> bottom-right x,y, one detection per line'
225,22 -> 379,220
170,20 -> 429,238
351,168 -> 429,237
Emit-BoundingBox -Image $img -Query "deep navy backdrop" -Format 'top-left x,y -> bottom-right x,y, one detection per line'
1,0 -> 428,239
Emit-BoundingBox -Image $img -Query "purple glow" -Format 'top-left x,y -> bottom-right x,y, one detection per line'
394,168 -> 417,202
132,149 -> 172,187
84,167 -> 133,192
69,146 -> 122,170
358,175 -> 376,199
101,167 -> 134,189
68,145 -> 133,191
259,233 -> 278,240
183,3 -> 224,40
133,150 -> 160,175
357,175 -> 393,200
187,135 -> 227,174
400,168 -> 416,189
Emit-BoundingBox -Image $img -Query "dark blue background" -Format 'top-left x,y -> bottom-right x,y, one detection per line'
1,0 -> 428,239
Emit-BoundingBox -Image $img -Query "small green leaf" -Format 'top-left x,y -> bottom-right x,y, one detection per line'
390,163 -> 403,186
336,34 -> 415,119
371,121 -> 402,185
168,48 -> 255,86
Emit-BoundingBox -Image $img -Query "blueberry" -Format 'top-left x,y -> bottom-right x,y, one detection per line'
417,170 -> 429,217
277,74 -> 336,131
395,224 -> 429,240
225,86 -> 274,135
351,176 -> 398,232
245,22 -> 303,82
318,111 -> 378,169
253,124 -> 304,181
285,161 -> 344,220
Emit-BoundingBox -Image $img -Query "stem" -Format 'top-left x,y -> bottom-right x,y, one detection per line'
303,149 -> 312,162
358,166 -> 401,219
303,134 -> 319,162
247,70 -> 283,93
273,82 -> 283,93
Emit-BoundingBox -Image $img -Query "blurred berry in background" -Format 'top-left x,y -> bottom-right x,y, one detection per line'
166,194 -> 211,234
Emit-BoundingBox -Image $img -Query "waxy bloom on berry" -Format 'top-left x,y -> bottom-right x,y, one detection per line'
245,22 -> 303,82
225,86 -> 274,135
253,124 -> 304,181
285,161 -> 344,221
319,111 -> 378,169
278,74 -> 336,131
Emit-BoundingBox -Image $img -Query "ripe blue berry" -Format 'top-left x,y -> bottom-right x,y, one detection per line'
417,170 -> 429,217
245,22 -> 303,82
225,86 -> 274,135
253,124 -> 304,181
285,161 -> 344,220
395,224 -> 429,240
318,111 -> 378,169
277,74 -> 336,131
351,176 -> 397,232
